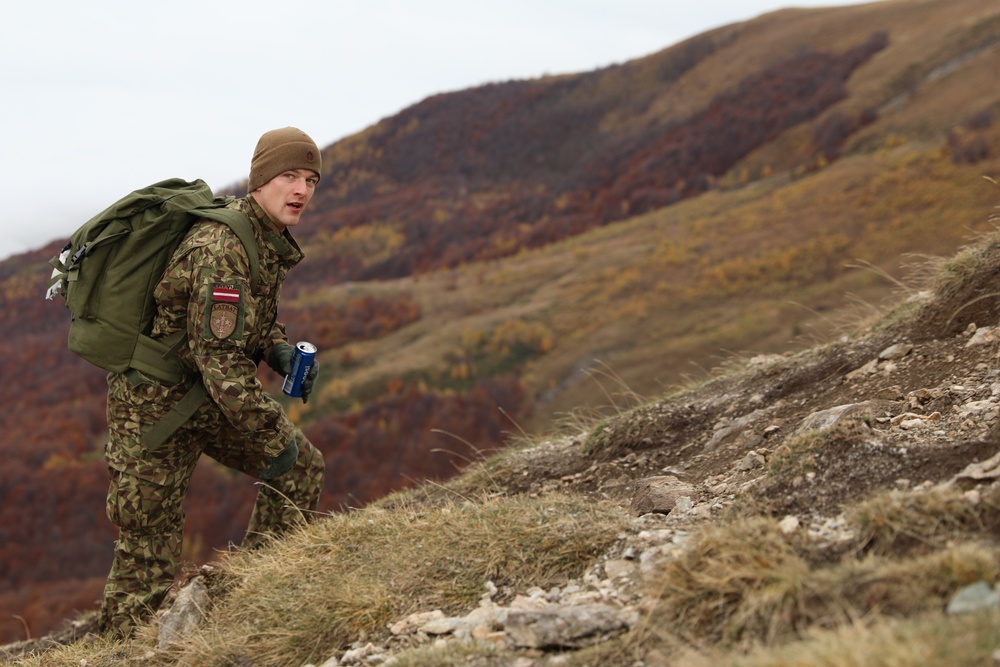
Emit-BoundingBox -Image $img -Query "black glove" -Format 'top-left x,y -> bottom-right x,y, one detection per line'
301,359 -> 319,404
267,343 -> 319,404
267,343 -> 295,376
259,435 -> 298,480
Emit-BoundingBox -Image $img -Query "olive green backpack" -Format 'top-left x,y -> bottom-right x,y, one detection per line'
47,177 -> 260,378
46,179 -> 260,445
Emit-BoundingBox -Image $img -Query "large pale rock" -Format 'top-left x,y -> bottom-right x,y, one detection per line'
504,603 -> 635,649
942,450 -> 1000,490
795,401 -> 892,436
157,576 -> 211,649
629,476 -> 695,516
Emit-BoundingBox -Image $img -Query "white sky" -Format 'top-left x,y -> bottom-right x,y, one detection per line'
0,0 -> 868,261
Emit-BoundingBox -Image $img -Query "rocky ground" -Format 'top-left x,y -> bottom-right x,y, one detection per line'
290,296 -> 1000,665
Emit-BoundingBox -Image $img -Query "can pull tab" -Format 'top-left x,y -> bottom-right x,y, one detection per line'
282,341 -> 318,398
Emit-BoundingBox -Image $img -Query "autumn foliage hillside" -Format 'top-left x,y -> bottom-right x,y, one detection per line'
1,0 -> 999,644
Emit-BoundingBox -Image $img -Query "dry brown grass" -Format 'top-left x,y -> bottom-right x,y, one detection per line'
170,493 -> 626,667
638,513 -> 1000,653
851,486 -> 1000,557
680,609 -> 1000,667
8,493 -> 627,667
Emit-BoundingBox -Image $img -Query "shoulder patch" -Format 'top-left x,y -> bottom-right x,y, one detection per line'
206,283 -> 244,340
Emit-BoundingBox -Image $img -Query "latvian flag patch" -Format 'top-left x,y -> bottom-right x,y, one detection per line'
212,284 -> 241,303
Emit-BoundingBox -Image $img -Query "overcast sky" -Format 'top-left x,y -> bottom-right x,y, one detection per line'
0,0 -> 869,261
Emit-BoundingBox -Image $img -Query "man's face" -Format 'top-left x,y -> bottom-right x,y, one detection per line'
252,169 -> 319,231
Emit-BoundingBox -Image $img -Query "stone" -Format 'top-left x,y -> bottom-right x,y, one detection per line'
504,603 -> 635,649
946,582 -> 1000,614
390,610 -> 445,635
603,559 -> 636,581
157,576 -> 211,649
778,515 -> 800,534
738,450 -> 766,471
629,476 -> 696,516
879,343 -> 913,360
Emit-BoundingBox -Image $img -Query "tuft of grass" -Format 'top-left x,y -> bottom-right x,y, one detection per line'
700,609 -> 1000,667
639,516 -> 1000,651
850,486 -> 1000,557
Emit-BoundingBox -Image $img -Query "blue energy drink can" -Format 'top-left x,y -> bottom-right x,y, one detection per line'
282,341 -> 318,398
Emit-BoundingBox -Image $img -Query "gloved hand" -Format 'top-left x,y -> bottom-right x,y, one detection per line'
301,359 -> 319,404
266,343 -> 320,404
259,435 -> 299,480
267,343 -> 296,376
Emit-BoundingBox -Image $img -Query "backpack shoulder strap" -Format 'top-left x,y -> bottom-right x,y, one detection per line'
137,207 -> 261,450
199,208 -> 261,291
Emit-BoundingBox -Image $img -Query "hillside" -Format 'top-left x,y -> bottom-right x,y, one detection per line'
1,0 -> 1000,645
6,162 -> 1000,667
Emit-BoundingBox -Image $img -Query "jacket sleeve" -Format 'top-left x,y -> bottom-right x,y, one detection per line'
259,319 -> 291,366
181,228 -> 294,459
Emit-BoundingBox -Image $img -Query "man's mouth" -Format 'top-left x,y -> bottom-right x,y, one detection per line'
287,202 -> 304,211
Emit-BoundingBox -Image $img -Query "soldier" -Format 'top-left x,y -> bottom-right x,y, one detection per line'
98,127 -> 326,637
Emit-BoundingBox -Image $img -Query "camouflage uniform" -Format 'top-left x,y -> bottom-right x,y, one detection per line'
98,196 -> 324,637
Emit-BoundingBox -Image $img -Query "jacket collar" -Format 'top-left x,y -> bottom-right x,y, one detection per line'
241,196 -> 304,266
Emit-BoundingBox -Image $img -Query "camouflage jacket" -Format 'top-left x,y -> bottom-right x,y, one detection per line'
149,196 -> 303,449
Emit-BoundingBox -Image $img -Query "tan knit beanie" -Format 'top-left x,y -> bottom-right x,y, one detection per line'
248,127 -> 322,192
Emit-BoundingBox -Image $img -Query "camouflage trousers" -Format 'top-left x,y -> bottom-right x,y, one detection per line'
98,371 -> 324,638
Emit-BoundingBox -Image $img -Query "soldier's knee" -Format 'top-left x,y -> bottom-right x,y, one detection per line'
105,471 -> 184,536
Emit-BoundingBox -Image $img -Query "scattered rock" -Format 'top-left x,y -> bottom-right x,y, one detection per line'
796,402 -> 878,435
629,476 -> 696,516
505,603 -> 636,649
778,515 -> 800,534
966,327 -> 999,347
157,576 -> 210,649
946,582 -> 1000,614
879,342 -> 913,361
942,450 -> 1000,490
738,450 -> 766,471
